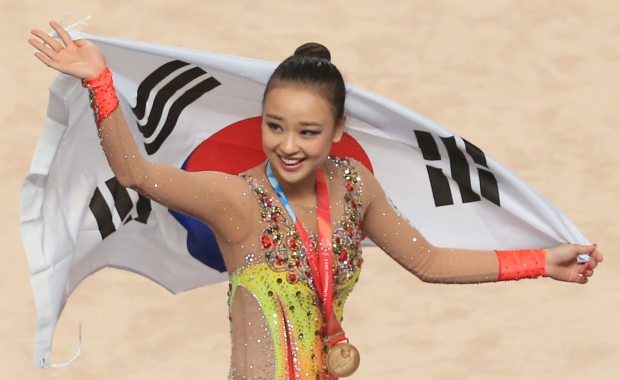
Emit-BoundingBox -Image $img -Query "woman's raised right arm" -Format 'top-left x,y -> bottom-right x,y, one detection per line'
29,22 -> 252,242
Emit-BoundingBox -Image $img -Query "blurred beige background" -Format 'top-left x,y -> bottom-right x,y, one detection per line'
1,1 -> 618,379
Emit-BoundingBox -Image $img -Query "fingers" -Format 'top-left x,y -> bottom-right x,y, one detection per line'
33,52 -> 58,70
575,243 -> 596,255
575,261 -> 590,284
548,243 -> 602,284
580,263 -> 594,276
29,21 -> 75,53
49,21 -> 75,48
573,243 -> 603,265
576,258 -> 603,284
588,261 -> 598,270
591,248 -> 603,263
30,29 -> 63,52
577,244 -> 603,266
28,37 -> 57,60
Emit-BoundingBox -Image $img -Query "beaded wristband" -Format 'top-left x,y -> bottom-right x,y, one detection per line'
495,249 -> 547,281
81,67 -> 119,127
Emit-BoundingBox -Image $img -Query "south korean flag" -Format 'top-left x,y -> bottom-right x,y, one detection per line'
21,30 -> 589,369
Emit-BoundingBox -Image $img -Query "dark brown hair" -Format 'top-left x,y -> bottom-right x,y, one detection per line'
263,43 -> 346,123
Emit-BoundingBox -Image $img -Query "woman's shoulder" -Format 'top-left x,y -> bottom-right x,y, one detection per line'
240,163 -> 264,182
238,164 -> 271,195
326,156 -> 383,212
326,156 -> 374,182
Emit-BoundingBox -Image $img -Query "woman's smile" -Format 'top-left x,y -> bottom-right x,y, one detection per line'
261,85 -> 344,191
279,155 -> 306,170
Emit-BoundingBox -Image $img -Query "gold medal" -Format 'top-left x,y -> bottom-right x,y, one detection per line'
326,342 -> 360,377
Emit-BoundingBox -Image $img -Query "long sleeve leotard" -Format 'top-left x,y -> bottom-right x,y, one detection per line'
96,106 -> 501,379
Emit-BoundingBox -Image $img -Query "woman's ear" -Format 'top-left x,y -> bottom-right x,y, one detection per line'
332,115 -> 346,143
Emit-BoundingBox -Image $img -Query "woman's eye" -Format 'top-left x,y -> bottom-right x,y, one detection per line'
267,122 -> 282,131
301,130 -> 320,136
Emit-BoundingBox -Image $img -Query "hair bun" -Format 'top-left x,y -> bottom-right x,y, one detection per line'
293,42 -> 331,62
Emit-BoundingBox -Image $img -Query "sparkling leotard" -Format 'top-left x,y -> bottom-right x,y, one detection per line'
228,158 -> 363,379
95,107 -> 500,380
222,158 -> 500,379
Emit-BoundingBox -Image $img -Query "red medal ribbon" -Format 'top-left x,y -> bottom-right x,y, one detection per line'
292,169 -> 347,346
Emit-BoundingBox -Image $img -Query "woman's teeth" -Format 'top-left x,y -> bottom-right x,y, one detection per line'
281,157 -> 301,165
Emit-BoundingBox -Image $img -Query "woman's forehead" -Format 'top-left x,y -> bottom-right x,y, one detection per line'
263,86 -> 333,123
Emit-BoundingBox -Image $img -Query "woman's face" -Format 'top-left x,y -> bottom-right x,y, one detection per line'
262,85 -> 344,189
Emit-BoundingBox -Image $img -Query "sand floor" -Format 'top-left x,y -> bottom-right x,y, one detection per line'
1,1 -> 619,379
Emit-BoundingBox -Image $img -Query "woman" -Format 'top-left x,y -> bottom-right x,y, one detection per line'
29,21 -> 602,379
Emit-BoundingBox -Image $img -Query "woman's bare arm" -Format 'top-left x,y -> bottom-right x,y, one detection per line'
29,21 -> 252,242
356,161 -> 601,284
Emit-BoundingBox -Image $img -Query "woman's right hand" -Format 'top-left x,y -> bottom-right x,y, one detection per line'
29,21 -> 107,79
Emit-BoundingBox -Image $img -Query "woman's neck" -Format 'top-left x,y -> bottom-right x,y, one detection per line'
277,171 -> 317,205
263,160 -> 323,205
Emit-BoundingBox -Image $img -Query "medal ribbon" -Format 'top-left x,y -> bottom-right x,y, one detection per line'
266,161 -> 347,345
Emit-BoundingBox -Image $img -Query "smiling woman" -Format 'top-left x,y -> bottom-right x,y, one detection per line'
262,85 -> 344,202
27,21 -> 603,380
261,43 -> 347,203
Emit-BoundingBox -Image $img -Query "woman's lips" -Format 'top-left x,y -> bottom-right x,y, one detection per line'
279,156 -> 305,170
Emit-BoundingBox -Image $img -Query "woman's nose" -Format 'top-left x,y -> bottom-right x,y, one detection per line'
280,133 -> 299,154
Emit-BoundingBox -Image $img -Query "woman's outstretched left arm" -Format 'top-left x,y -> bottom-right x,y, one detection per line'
357,161 -> 602,284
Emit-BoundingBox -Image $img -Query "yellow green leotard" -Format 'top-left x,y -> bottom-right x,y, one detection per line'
229,265 -> 359,379
228,157 -> 364,379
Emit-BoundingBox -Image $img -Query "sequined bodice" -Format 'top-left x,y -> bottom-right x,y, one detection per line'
227,157 -> 364,380
90,90 -> 505,380
245,159 -> 364,292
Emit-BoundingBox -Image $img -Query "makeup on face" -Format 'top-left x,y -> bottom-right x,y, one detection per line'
261,86 -> 343,192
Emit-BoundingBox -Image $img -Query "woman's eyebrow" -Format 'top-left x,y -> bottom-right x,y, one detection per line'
299,121 -> 324,127
265,113 -> 322,127
265,113 -> 284,121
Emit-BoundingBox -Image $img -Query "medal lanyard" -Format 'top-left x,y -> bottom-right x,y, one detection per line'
265,161 -> 336,323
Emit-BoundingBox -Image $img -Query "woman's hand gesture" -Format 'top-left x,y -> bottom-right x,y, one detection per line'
546,244 -> 603,284
29,21 -> 106,79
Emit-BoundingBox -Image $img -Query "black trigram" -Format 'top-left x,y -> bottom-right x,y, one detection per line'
132,60 -> 222,155
414,130 -> 500,208
89,177 -> 152,239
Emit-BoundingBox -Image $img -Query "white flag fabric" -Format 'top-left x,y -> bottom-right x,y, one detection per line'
21,30 -> 588,369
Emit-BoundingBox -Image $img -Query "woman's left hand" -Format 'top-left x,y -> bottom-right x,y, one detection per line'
546,244 -> 603,284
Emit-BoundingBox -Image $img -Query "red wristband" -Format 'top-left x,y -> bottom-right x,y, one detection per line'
81,67 -> 119,126
495,249 -> 547,281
